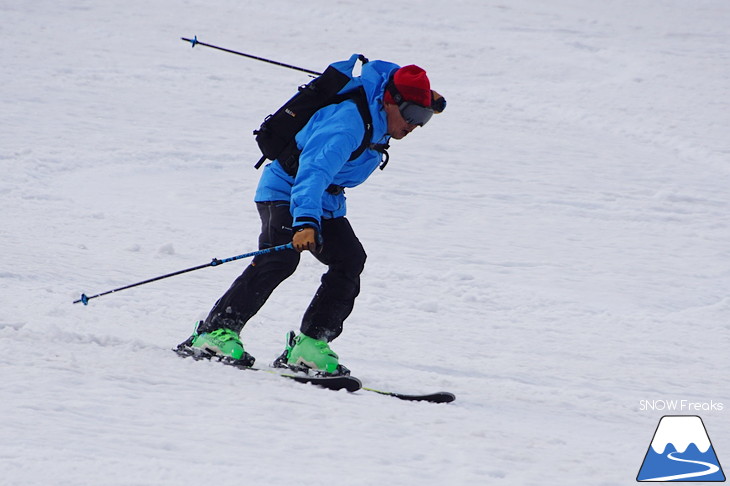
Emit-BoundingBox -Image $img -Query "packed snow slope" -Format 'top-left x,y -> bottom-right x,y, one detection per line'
1,1 -> 729,484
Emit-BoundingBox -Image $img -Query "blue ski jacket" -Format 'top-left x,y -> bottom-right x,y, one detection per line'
254,56 -> 400,233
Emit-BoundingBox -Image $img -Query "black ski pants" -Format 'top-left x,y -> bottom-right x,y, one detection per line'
200,201 -> 366,342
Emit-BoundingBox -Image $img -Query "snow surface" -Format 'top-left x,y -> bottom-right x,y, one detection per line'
2,1 -> 729,484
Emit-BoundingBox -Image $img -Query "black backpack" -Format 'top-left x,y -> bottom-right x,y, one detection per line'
253,55 -> 388,177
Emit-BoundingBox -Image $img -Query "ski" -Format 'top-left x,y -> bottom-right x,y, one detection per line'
173,343 -> 455,402
266,361 -> 454,402
361,386 -> 456,403
173,344 -> 361,392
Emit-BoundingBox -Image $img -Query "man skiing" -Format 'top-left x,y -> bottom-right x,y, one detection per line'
180,56 -> 445,375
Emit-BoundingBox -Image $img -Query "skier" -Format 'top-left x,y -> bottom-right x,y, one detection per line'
181,58 -> 445,375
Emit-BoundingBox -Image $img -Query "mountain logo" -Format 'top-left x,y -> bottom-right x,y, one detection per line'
637,415 -> 725,482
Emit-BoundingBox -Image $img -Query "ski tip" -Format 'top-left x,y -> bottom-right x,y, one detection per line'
360,387 -> 456,403
434,392 -> 456,403
404,391 -> 455,403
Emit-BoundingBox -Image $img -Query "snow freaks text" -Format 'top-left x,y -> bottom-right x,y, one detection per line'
639,400 -> 724,412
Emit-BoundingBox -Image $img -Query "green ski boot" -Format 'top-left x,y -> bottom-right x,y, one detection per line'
185,324 -> 255,366
274,331 -> 349,376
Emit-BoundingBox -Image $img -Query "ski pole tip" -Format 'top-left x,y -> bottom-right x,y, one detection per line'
73,293 -> 90,305
180,36 -> 198,47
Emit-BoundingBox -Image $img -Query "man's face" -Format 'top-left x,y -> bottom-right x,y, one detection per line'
385,102 -> 419,140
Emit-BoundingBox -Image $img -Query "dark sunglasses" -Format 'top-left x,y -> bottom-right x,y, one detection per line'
398,101 -> 434,126
386,80 -> 435,127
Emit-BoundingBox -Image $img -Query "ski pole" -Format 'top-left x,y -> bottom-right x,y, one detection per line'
181,36 -> 322,76
73,243 -> 294,306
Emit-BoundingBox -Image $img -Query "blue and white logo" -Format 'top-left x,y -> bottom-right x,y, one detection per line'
637,415 -> 725,482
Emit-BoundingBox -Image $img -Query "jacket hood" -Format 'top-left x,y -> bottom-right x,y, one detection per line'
334,56 -> 399,145
334,55 -> 399,110
358,59 -> 400,106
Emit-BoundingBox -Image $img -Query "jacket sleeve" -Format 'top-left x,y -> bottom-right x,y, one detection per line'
290,104 -> 364,232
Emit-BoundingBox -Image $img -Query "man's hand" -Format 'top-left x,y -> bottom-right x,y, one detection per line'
292,227 -> 317,253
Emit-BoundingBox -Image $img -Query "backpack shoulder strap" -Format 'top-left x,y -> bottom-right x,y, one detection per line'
345,87 -> 373,161
343,86 -> 389,168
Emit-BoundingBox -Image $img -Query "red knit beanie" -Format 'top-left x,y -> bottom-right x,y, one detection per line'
386,65 -> 432,107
